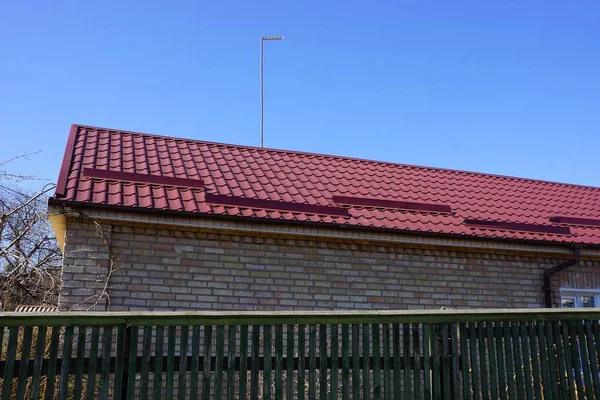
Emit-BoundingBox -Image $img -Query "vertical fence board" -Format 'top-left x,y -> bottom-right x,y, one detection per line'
403,323 -> 412,400
264,325 -> 272,400
477,322 -> 489,400
362,324 -> 370,400
585,320 -> 600,399
342,324 -> 350,400
441,324 -> 450,400
372,324 -> 381,400
228,326 -> 237,400
552,321 -> 570,400
494,323 -> 505,400
537,322 -> 553,400
298,324 -> 306,400
113,325 -> 127,400
511,323 -> 525,400
568,321 -> 585,399
30,326 -> 47,399
423,324 -> 431,400
190,326 -> 201,400
352,324 -> 360,400
468,323 -> 479,400
382,324 -> 391,400
309,325 -> 317,400
561,321 -> 577,399
1,327 -> 18,400
15,326 -> 34,400
124,326 -> 138,400
99,325 -> 113,400
203,325 -> 213,400
275,325 -> 283,400
543,322 -> 560,400
319,324 -> 328,400
393,324 -> 402,400
44,326 -> 61,400
519,323 -> 533,400
502,322 -> 516,400
140,326 -> 152,399
166,326 -> 176,399
576,320 -> 594,400
450,323 -> 459,400
528,322 -> 542,400
287,325 -> 295,400
459,322 -> 470,400
331,324 -> 339,400
240,325 -> 249,400
87,326 -> 101,400
485,323 -> 498,400
58,326 -> 74,400
178,326 -> 190,400
72,327 -> 87,400
414,324 -> 423,400
154,325 -> 165,400
431,324 -> 441,400
215,325 -> 225,400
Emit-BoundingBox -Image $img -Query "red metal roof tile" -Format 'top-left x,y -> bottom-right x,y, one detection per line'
52,124 -> 600,246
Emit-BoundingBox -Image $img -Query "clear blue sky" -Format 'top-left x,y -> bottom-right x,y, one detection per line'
1,1 -> 599,190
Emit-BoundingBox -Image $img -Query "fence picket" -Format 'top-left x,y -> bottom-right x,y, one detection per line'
352,324 -> 360,400
287,324 -> 295,400
229,326 -> 238,400
1,327 -> 18,400
275,325 -> 283,400
99,325 -> 113,399
309,325 -> 317,400
179,325 -> 190,399
331,324 -> 339,400
519,323 -> 533,400
87,326 -> 101,400
585,320 -> 600,399
552,321 -> 570,400
382,324 -> 391,400
319,324 -> 328,400
372,323 -> 381,400
140,326 -> 152,399
403,323 -> 412,400
15,326 -> 34,400
341,324 -> 350,400
240,325 -> 249,400
215,325 -> 225,400
190,326 -> 200,400
154,325 -> 165,399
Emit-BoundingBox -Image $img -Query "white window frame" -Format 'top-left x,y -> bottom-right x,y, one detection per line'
560,288 -> 600,308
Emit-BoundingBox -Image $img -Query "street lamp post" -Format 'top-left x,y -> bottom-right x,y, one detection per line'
260,35 -> 283,148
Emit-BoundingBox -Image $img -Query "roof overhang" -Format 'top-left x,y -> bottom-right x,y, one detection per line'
47,199 -> 600,258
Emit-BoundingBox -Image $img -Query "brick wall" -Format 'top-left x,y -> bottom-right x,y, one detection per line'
58,218 -> 600,311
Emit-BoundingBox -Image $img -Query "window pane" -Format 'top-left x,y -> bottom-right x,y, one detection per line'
582,296 -> 595,308
562,298 -> 575,308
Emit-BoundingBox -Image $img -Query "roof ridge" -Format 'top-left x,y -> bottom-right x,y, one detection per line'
73,123 -> 600,192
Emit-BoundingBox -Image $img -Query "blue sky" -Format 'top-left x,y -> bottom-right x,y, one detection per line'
1,1 -> 599,191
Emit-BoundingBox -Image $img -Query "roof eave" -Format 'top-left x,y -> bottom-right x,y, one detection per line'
47,198 -> 598,251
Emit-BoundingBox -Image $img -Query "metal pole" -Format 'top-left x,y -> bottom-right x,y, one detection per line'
260,38 -> 264,148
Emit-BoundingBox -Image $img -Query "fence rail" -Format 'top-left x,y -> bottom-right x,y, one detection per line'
1,309 -> 600,399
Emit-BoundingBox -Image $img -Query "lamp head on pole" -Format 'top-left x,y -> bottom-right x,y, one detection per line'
261,35 -> 284,41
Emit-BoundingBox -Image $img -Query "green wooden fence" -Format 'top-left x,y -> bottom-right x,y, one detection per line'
1,309 -> 600,399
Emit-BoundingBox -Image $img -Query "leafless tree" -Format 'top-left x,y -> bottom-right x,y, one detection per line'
0,153 -> 61,311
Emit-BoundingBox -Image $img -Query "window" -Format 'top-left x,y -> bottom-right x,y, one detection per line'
560,289 -> 600,308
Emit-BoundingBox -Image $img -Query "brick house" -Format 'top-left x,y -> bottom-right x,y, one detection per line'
48,124 -> 600,311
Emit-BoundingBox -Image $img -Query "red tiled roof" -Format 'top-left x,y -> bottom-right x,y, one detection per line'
51,124 -> 600,246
